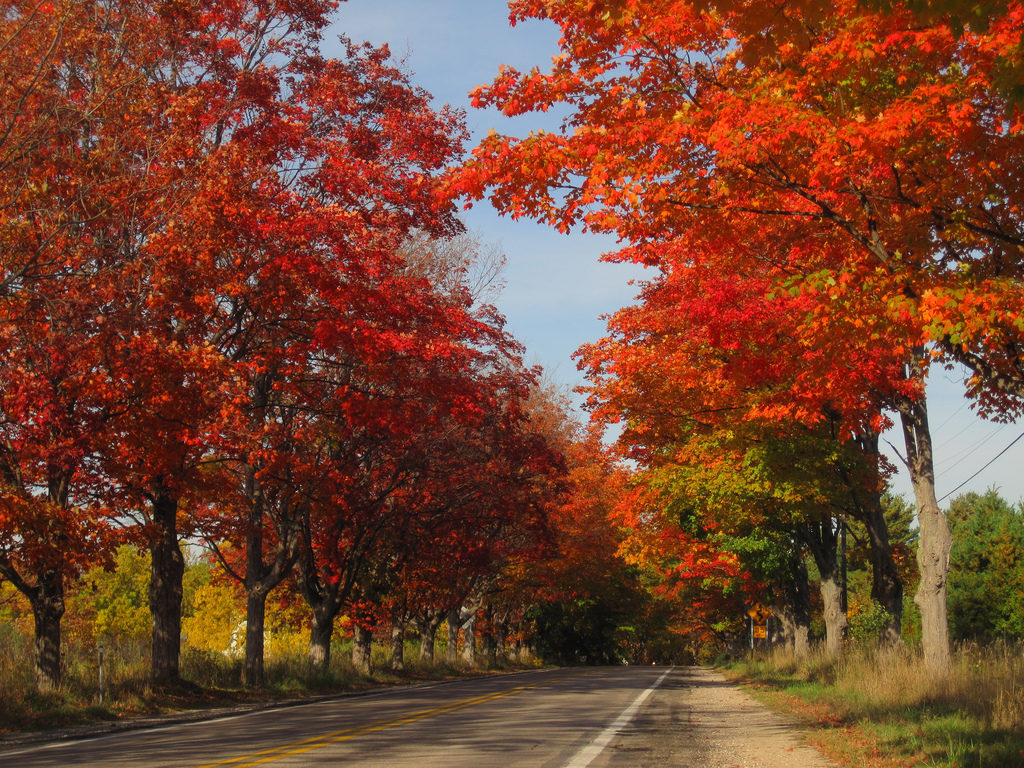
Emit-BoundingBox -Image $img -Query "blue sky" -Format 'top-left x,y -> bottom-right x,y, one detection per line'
325,1 -> 646,390
326,1 -> 1024,505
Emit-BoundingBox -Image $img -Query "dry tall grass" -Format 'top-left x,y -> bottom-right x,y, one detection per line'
753,641 -> 1023,731
0,630 -> 519,734
731,639 -> 1024,768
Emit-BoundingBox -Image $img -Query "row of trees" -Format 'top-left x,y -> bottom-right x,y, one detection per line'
453,0 -> 1024,671
6,0 -> 1022,693
0,0 -> 614,692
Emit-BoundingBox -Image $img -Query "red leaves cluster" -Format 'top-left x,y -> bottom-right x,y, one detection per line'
0,0 -> 569,683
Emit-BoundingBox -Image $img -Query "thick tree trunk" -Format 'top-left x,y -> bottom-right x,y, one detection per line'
243,590 -> 267,688
352,626 -> 372,675
296,502 -> 356,671
461,613 -> 476,665
149,485 -> 184,686
301,580 -> 344,669
417,615 -> 441,662
2,470 -> 72,692
390,624 -> 405,671
899,395 -> 952,674
308,610 -> 334,669
446,608 -> 461,663
776,555 -> 811,659
30,569 -> 65,692
915,494 -> 952,670
802,519 -> 845,658
419,623 -> 436,662
819,572 -> 846,659
775,603 -> 810,659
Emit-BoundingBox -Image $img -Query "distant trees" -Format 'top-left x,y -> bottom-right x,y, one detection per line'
947,490 -> 1024,642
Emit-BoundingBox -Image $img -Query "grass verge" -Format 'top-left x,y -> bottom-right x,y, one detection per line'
0,641 -> 535,736
721,643 -> 1024,768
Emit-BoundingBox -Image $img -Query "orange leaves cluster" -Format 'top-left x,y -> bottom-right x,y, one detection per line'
450,0 -> 1024,460
455,0 -> 1024,431
445,0 -> 1024,646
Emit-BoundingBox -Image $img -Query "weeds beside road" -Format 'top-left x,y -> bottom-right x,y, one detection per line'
724,642 -> 1024,768
0,632 -> 530,737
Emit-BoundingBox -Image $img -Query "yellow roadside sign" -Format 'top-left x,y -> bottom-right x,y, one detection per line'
752,625 -> 767,639
746,602 -> 771,625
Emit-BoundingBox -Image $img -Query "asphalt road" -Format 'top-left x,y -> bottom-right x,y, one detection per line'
0,666 -> 694,768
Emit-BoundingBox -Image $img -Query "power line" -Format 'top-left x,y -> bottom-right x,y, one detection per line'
932,398 -> 971,438
938,430 -> 1024,503
935,421 -> 1010,472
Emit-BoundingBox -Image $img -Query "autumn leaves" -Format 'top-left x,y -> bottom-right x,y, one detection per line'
453,0 -> 1024,669
0,0 -> 572,691
4,0 -> 1022,694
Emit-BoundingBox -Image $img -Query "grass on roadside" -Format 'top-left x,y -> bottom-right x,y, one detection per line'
722,642 -> 1024,768
0,638 -> 531,735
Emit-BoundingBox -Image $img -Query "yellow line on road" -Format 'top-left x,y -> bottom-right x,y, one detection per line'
192,683 -> 542,768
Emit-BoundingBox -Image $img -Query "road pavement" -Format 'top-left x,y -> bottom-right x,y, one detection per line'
0,666 -> 834,768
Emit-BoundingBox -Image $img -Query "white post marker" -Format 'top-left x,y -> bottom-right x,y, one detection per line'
563,667 -> 674,768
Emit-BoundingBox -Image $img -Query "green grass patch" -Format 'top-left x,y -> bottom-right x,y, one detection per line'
723,644 -> 1024,768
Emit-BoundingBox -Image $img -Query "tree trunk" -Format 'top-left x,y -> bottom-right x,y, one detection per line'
30,569 -> 65,692
495,616 -> 509,663
308,609 -> 334,669
851,434 -> 904,645
300,579 -> 344,669
243,482 -> 267,688
149,484 -> 184,686
352,625 -> 372,675
243,590 -> 267,688
802,519 -> 845,658
819,572 -> 846,659
914,497 -> 953,672
480,628 -> 493,667
390,623 -> 405,671
775,603 -> 811,659
446,608 -> 461,663
899,395 -> 952,674
507,621 -> 523,663
461,612 -> 476,665
417,615 -> 441,662
236,406 -> 302,688
296,503 -> 357,671
419,625 -> 436,662
479,604 -> 495,667
776,554 -> 811,659
863,494 -> 904,645
1,469 -> 72,692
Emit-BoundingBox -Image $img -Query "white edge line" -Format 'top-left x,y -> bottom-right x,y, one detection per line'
562,667 -> 673,768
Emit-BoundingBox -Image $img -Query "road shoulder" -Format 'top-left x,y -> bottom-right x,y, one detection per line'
598,665 -> 838,768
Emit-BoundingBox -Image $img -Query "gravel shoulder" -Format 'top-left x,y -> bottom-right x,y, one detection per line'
598,665 -> 838,768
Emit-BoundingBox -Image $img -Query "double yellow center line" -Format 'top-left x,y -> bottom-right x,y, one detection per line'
194,681 -> 544,768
